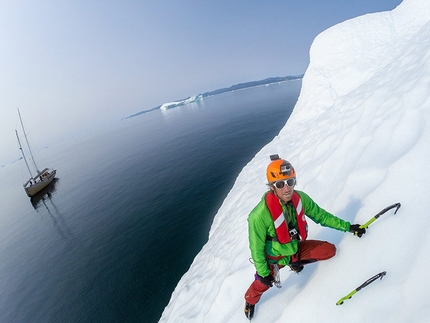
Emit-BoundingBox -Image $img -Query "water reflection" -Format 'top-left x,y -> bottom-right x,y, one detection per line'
30,178 -> 73,240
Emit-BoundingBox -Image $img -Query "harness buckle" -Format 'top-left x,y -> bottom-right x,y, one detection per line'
289,228 -> 298,236
289,228 -> 300,240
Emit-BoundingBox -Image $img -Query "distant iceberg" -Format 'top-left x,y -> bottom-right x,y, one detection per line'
160,94 -> 203,110
123,75 -> 303,120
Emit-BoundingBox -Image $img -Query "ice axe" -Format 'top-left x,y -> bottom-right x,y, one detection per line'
356,203 -> 401,236
336,271 -> 387,305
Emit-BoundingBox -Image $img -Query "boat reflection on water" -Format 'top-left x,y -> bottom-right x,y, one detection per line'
30,177 -> 59,209
30,178 -> 73,240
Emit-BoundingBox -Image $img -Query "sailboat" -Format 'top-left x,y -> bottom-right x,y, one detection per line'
15,109 -> 57,197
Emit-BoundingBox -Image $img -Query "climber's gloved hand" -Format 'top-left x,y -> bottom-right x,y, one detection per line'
258,274 -> 274,287
349,224 -> 366,238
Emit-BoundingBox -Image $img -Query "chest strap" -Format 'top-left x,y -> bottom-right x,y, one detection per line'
265,191 -> 308,244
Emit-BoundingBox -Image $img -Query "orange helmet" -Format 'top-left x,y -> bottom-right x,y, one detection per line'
266,155 -> 296,183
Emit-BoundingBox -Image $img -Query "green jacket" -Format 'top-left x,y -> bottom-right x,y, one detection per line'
248,190 -> 351,277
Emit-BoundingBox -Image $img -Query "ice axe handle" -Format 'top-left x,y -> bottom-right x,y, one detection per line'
358,202 -> 401,232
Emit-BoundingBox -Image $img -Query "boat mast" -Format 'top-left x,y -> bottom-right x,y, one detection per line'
15,129 -> 34,180
17,108 -> 40,174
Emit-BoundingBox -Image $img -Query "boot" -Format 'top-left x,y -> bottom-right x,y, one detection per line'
244,302 -> 255,320
289,261 -> 304,273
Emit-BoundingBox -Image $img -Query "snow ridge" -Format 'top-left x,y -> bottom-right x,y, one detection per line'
160,1 -> 430,322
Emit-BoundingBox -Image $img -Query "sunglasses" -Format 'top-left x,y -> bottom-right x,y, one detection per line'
273,178 -> 296,189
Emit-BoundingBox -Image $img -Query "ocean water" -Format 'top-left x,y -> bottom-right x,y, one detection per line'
0,80 -> 301,323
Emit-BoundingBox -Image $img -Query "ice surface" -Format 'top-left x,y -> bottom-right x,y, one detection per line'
160,1 -> 430,322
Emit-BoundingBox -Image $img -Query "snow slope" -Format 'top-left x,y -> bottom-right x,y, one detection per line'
159,0 -> 430,322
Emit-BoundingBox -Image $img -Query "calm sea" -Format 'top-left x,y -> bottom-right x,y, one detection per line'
0,80 -> 301,323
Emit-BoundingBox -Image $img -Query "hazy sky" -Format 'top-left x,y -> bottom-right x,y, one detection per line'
1,0 -> 401,165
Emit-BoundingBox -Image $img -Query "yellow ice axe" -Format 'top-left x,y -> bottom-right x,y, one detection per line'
336,271 -> 387,305
355,203 -> 401,236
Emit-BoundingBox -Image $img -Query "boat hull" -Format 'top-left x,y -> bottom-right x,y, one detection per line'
24,170 -> 57,197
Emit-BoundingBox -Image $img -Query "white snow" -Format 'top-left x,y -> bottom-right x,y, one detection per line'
159,0 -> 430,322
